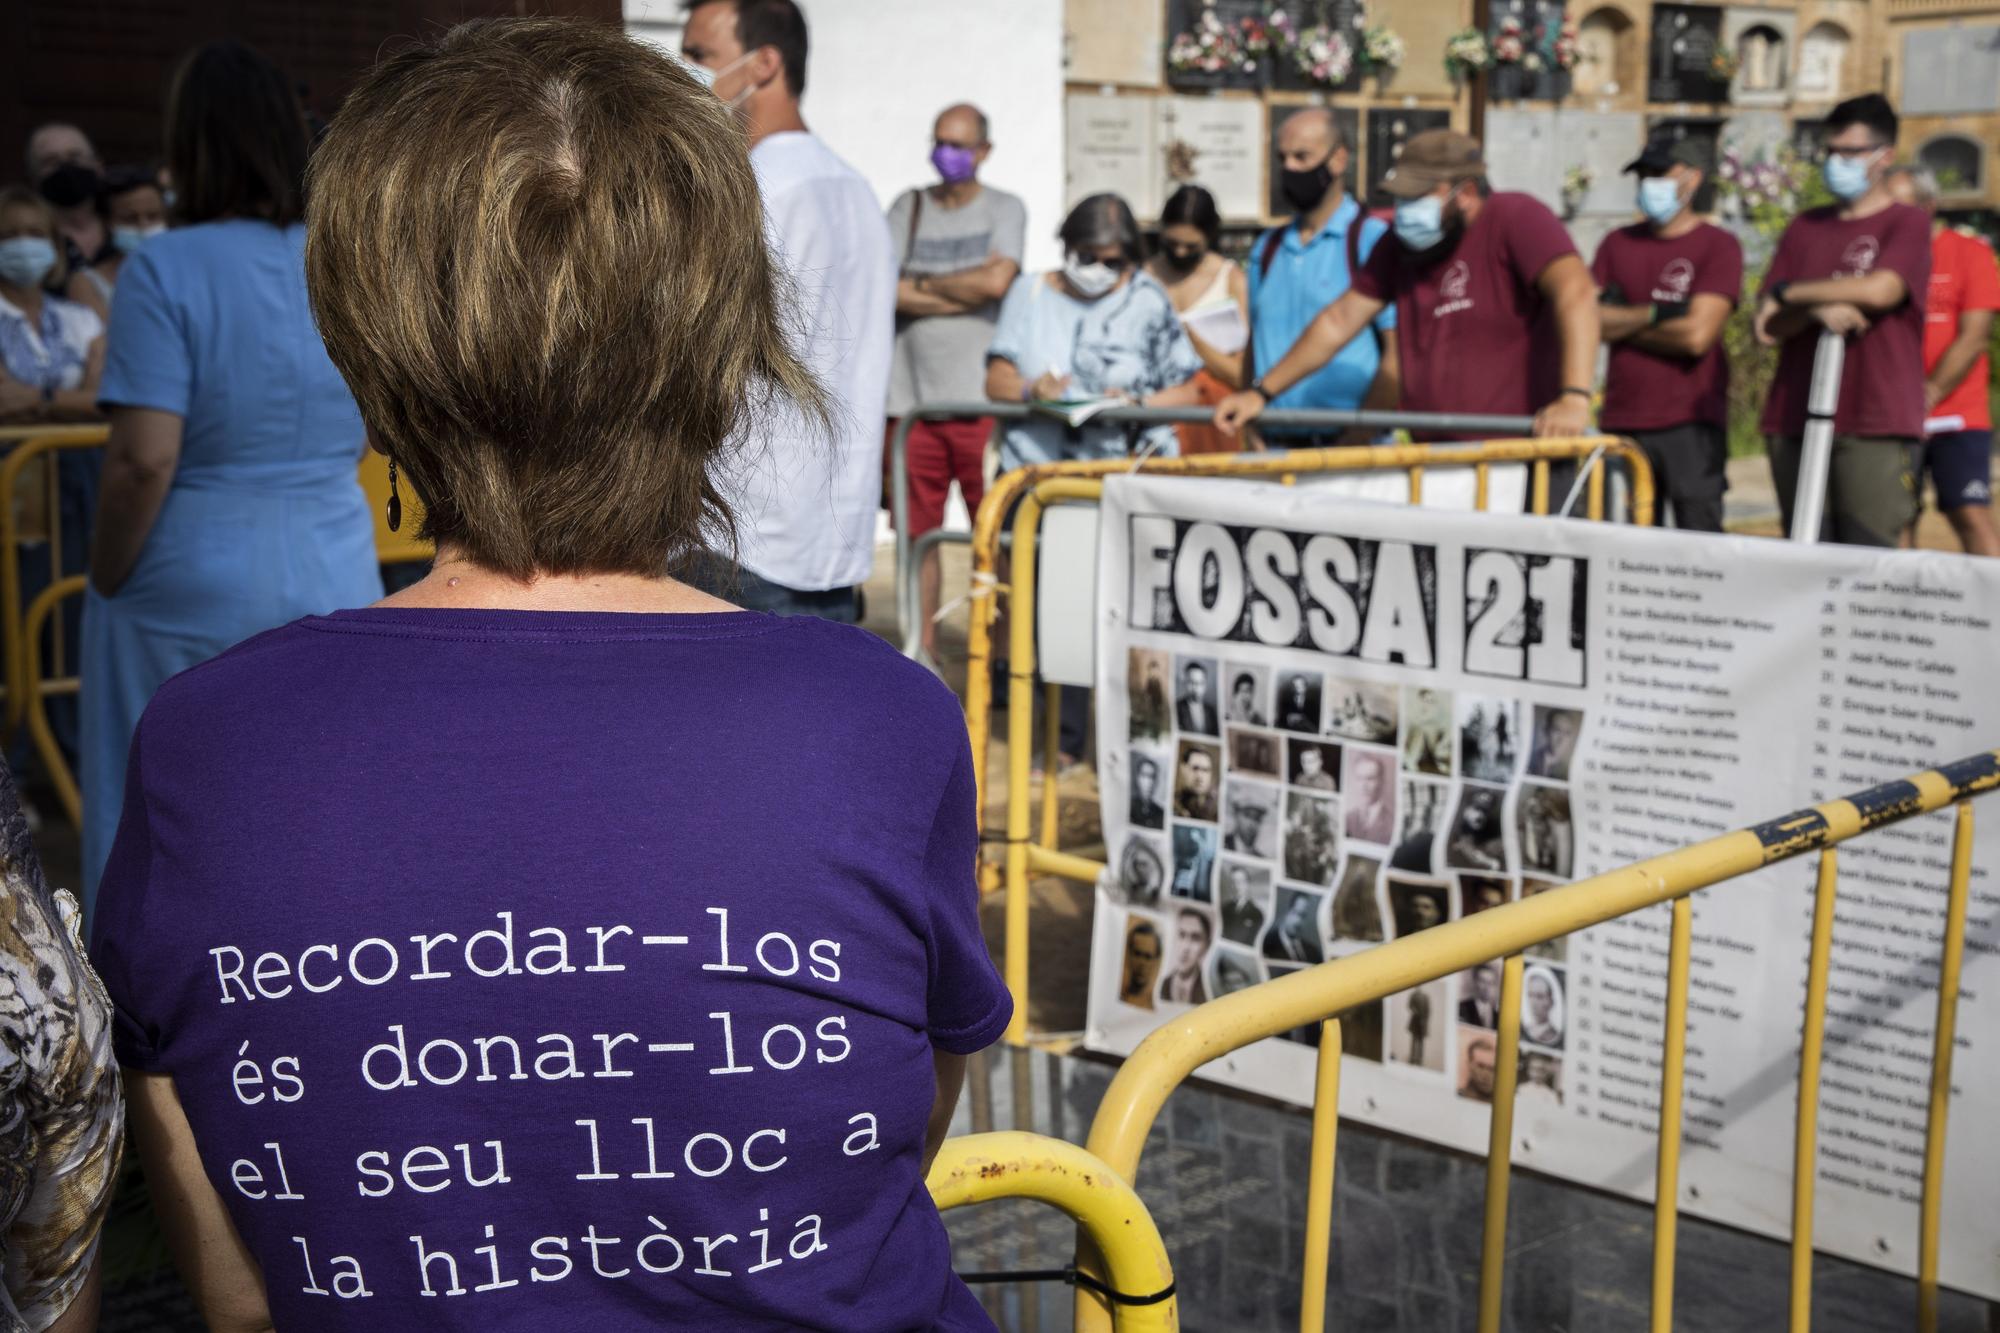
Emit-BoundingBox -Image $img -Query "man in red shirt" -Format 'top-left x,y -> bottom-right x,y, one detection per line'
1213,129 -> 1600,444
1884,166 -> 2000,557
1592,139 -> 1743,531
1754,94 -> 1931,547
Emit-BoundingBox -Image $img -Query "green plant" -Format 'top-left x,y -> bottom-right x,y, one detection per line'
1715,144 -> 1835,457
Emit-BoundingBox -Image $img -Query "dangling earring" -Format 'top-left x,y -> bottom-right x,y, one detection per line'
386,458 -> 403,533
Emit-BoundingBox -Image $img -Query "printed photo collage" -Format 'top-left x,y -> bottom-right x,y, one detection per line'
1114,645 -> 1586,1094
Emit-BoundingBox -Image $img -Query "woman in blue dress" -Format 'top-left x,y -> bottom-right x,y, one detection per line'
82,41 -> 382,909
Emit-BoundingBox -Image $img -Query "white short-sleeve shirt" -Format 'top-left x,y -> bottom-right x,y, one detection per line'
730,132 -> 896,592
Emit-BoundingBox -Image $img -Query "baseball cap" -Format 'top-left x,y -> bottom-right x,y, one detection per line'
1379,129 -> 1486,199
1624,138 -> 1708,175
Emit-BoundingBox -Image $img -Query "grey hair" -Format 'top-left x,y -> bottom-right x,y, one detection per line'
1059,192 -> 1145,267
1883,164 -> 1939,205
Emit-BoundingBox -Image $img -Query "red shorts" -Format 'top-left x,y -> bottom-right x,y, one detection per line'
890,416 -> 991,535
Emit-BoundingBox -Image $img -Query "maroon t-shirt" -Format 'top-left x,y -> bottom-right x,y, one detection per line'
1591,222 -> 1743,431
1758,202 -> 1931,439
1352,191 -> 1577,437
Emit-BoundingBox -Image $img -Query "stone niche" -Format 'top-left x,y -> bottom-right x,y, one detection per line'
1722,8 -> 1797,107
1572,3 -> 1644,105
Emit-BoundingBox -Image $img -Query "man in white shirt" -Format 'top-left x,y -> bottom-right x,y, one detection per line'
683,0 -> 894,620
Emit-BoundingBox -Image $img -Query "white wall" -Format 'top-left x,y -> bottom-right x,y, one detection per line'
624,0 -> 1069,270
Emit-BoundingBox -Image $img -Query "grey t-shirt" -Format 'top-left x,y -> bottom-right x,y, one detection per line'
886,183 -> 1027,414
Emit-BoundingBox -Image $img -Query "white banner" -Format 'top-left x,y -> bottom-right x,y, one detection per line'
1085,473 -> 2000,1299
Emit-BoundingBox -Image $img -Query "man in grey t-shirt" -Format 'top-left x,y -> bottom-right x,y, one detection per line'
887,103 -> 1025,658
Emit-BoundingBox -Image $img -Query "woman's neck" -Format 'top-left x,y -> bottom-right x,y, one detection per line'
377,546 -> 739,614
0,281 -> 42,318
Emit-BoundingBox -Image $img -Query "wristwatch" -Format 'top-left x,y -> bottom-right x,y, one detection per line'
1247,380 -> 1273,403
1769,280 -> 1793,307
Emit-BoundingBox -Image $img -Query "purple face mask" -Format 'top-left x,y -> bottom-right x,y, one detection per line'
931,143 -> 978,184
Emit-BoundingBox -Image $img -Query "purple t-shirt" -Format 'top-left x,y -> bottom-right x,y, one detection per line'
90,608 -> 1009,1331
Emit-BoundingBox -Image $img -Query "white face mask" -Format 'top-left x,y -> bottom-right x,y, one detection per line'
679,51 -> 757,110
1063,252 -> 1121,299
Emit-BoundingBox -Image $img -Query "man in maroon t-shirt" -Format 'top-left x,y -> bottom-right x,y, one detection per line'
1593,138 -> 1744,531
1214,129 -> 1601,446
1755,93 -> 1931,547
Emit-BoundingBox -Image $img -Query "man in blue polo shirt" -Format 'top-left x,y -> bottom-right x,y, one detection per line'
1246,108 -> 1398,446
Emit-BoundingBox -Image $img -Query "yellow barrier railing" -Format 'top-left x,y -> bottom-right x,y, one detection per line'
23,575 -> 86,828
981,440 -> 1653,1041
1061,751 -> 1997,1331
0,426 -> 109,733
927,1131 -> 1177,1331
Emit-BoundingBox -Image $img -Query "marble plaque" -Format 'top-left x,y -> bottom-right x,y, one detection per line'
1647,4 -> 1729,105
1067,93 -> 1163,217
1163,96 -> 1267,220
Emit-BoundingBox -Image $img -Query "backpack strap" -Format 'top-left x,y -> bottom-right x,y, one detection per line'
1257,226 -> 1285,279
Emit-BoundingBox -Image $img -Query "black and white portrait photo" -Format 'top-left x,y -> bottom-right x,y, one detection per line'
1282,790 -> 1340,887
1342,748 -> 1396,846
1263,886 -> 1326,965
1388,878 -> 1450,938
1528,705 -> 1582,781
1401,685 -> 1453,776
1522,964 -> 1566,1050
1457,875 -> 1510,917
1331,854 -> 1384,942
1392,777 -> 1446,872
1224,663 -> 1270,726
1325,676 -> 1398,744
1222,779 -> 1278,859
1275,670 -> 1325,734
1287,738 -> 1341,793
1517,782 -> 1574,877
1129,749 -> 1167,829
1175,656 -> 1220,736
1171,823 -> 1218,902
1211,946 -> 1262,997
1217,860 -> 1273,945
1119,918 -> 1162,1009
1458,695 -> 1521,784
1128,647 -> 1171,742
1119,834 -> 1166,908
1174,739 -> 1221,822
1445,783 -> 1507,871
1228,727 -> 1281,780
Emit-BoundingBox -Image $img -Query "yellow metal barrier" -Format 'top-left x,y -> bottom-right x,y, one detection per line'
22,575 -> 86,829
1061,752 -> 1997,1331
927,1130 -> 1177,1331
984,440 -> 1653,1041
0,426 -> 109,732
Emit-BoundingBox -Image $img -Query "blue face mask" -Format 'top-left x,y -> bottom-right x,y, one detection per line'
0,236 -> 57,288
1393,193 -> 1447,252
1637,177 -> 1684,225
114,224 -> 164,255
1823,150 -> 1878,202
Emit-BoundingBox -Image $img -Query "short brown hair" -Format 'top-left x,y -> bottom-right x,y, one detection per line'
167,40 -> 309,226
306,18 -> 824,578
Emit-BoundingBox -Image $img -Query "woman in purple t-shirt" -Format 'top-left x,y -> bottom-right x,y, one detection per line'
89,20 -> 1010,1332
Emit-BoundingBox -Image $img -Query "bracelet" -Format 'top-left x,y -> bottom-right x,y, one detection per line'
1560,386 -> 1592,400
1770,280 -> 1792,307
1247,380 -> 1273,403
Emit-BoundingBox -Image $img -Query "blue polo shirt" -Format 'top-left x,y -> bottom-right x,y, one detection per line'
1247,197 -> 1396,422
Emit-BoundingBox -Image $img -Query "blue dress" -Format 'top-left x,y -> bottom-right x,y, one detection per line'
81,220 -> 383,910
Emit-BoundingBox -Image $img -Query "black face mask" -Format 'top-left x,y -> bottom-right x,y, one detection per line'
1279,157 -> 1336,214
1159,245 -> 1203,274
38,163 -> 100,209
